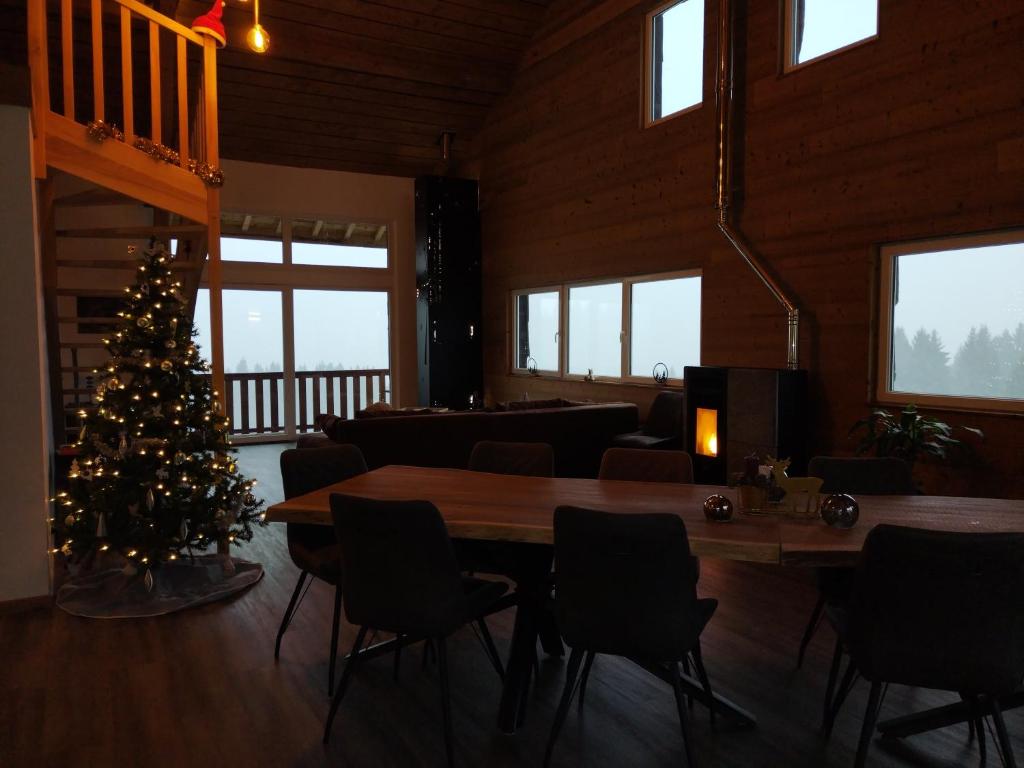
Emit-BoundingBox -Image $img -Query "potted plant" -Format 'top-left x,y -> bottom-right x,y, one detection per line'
849,404 -> 983,490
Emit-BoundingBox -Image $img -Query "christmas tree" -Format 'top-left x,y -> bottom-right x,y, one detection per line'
52,242 -> 265,574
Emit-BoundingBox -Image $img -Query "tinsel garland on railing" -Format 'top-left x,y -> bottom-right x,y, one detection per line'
86,120 -> 225,188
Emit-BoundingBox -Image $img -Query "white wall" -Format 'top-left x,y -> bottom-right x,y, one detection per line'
216,160 -> 418,407
0,105 -> 52,603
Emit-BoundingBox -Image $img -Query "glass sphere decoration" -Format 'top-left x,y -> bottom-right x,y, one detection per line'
703,494 -> 733,523
821,493 -> 860,529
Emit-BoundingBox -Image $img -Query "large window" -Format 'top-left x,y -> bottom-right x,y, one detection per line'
512,271 -> 701,384
878,232 -> 1024,412
784,0 -> 878,70
645,0 -> 704,125
569,283 -> 623,377
630,275 -> 701,380
513,290 -> 560,374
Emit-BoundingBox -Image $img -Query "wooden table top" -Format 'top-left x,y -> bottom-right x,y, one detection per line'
264,465 -> 1024,566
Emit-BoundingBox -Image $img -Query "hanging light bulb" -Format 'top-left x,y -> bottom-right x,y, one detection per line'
246,0 -> 269,54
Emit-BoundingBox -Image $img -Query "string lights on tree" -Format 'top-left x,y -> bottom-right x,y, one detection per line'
51,243 -> 265,588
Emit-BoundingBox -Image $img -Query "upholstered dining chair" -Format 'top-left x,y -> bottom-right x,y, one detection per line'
545,506 -> 718,767
468,440 -> 555,477
277,443 -> 368,696
610,391 -> 685,450
324,494 -> 508,768
598,447 -> 694,483
822,525 -> 1024,768
797,456 -> 915,669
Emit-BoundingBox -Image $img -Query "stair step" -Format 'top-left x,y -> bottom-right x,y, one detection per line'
56,225 -> 206,239
58,316 -> 120,323
63,388 -> 96,395
54,188 -> 139,207
63,404 -> 97,412
61,366 -> 101,372
59,341 -> 106,349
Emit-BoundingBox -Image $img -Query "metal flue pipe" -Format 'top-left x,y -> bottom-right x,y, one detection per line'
714,0 -> 800,369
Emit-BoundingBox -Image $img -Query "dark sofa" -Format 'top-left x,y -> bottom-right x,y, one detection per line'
317,402 -> 639,478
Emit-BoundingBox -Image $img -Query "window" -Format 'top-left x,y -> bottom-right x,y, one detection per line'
220,213 -> 283,263
511,271 -> 702,383
569,283 -> 623,377
513,290 -> 560,374
291,218 -> 388,268
784,0 -> 878,70
878,232 -> 1024,412
645,0 -> 704,125
629,275 -> 701,379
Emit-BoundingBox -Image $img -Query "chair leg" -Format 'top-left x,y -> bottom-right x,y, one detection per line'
577,651 -> 596,712
323,625 -> 369,744
668,661 -> 697,768
853,680 -> 883,768
797,595 -> 827,669
274,570 -> 308,660
393,634 -> 403,681
682,655 -> 694,710
437,636 -> 456,768
537,604 -> 565,658
976,716 -> 987,767
991,696 -> 1016,768
476,618 -> 505,680
691,641 -> 715,731
327,584 -> 343,697
544,646 -> 586,768
822,637 -> 843,736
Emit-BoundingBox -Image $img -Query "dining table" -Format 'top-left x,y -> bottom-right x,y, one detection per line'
265,464 -> 1024,735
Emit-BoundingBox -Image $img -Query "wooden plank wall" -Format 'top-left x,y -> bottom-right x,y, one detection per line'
477,0 -> 1024,498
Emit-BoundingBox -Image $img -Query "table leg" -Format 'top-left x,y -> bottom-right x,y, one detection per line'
497,576 -> 545,734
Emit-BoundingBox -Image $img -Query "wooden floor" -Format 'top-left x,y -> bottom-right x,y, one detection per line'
2,443 -> 1020,768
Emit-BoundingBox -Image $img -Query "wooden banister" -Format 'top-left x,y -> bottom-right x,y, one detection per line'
149,21 -> 161,144
90,0 -> 104,121
120,6 -> 134,141
176,36 -> 189,164
61,0 -> 74,120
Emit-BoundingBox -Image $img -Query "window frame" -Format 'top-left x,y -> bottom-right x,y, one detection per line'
510,286 -> 565,377
509,269 -> 702,387
642,0 -> 705,129
876,229 -> 1024,415
782,0 -> 879,74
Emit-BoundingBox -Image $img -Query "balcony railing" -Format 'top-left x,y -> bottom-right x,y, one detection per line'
223,369 -> 391,436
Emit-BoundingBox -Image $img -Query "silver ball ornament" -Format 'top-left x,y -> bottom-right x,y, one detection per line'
821,493 -> 860,529
703,494 -> 734,523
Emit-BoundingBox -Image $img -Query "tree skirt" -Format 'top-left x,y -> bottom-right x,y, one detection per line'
56,556 -> 264,618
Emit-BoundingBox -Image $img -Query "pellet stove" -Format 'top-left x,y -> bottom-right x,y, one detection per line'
683,366 -> 809,485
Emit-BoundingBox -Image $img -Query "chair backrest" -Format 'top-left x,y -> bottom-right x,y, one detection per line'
330,493 -> 469,636
280,443 -> 368,500
598,448 -> 694,483
280,443 -> 369,562
553,506 -> 705,661
807,456 -> 914,495
642,391 -> 685,438
468,440 -> 554,477
848,524 -> 1024,695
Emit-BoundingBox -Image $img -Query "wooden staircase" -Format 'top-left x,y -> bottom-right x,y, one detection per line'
40,178 -> 210,443
27,0 -> 226,445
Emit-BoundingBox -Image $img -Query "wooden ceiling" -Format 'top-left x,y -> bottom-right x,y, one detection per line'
174,0 -> 553,177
